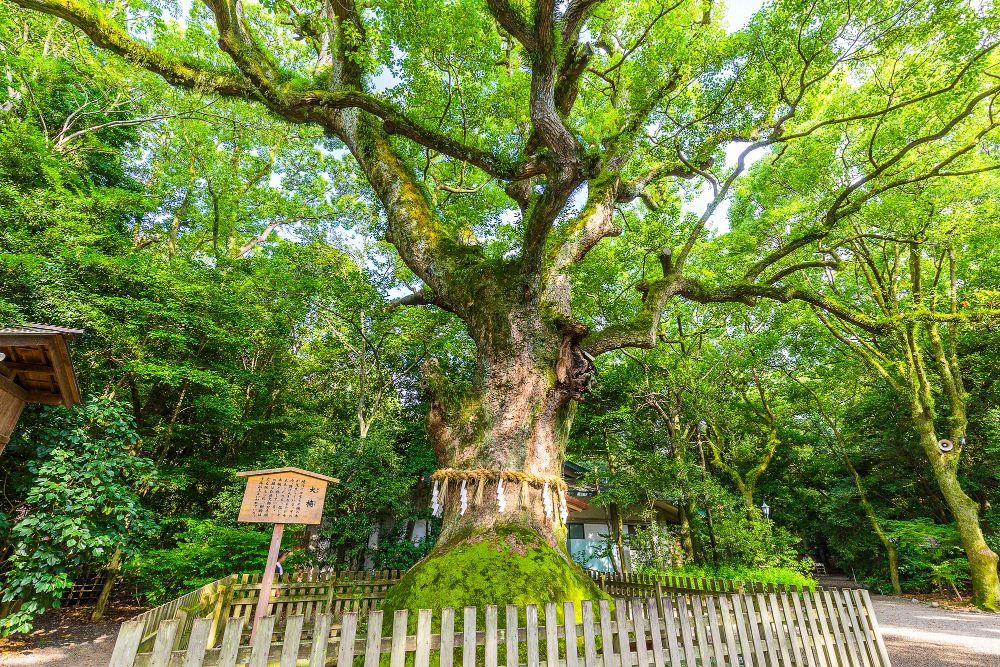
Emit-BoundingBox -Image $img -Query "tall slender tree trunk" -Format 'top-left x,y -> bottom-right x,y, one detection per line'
903,322 -> 1000,610
912,412 -> 999,609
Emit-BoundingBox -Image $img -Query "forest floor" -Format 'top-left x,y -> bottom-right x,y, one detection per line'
1,596 -> 998,666
0,604 -> 143,667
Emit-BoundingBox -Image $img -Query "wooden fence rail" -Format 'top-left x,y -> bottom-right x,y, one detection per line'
111,589 -> 891,667
587,571 -> 814,598
126,569 -> 820,653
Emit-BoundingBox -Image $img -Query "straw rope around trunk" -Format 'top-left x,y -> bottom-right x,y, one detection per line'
429,468 -> 570,520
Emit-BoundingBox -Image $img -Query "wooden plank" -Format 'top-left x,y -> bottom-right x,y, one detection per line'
338,611 -> 358,667
674,596 -> 697,667
755,593 -> 779,667
809,590 -> 839,667
564,601 -> 579,667
183,618 -> 212,667
630,598 -> 649,667
486,605 -> 499,667
309,613 -> 332,667
860,590 -> 892,667
660,596 -> 682,667
507,605 -> 520,667
217,617 -> 245,667
742,595 -> 767,667
767,593 -> 794,667
526,604 -> 540,667
390,609 -> 408,667
819,591 -> 850,667
597,600 -> 615,667
279,615 -> 304,667
110,620 -> 145,667
798,592 -> 826,667
645,598 -> 665,667
729,594 -> 755,667
704,597 -> 725,667
615,599 -> 632,667
718,596 -> 740,667
148,619 -> 180,667
790,592 -> 818,667
545,603 -> 559,667
441,608 -> 455,667
842,590 -> 874,667
830,591 -> 864,667
363,610 -> 384,667
581,601 -> 598,667
464,607 -> 478,667
248,615 -> 275,667
689,596 -> 710,667
414,609 -> 431,667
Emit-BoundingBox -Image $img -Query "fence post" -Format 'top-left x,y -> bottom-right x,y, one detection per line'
655,578 -> 666,625
207,575 -> 235,649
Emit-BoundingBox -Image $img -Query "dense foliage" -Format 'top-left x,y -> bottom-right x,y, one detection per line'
0,0 -> 998,633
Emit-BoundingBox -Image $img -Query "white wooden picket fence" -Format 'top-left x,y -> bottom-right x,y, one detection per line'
109,589 -> 891,666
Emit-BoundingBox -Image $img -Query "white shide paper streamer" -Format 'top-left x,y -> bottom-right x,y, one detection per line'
430,480 -> 441,517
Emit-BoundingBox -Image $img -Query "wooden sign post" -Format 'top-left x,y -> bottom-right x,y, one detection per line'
237,467 -> 337,639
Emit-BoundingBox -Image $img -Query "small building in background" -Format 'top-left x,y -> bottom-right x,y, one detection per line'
0,324 -> 84,455
562,460 -> 681,573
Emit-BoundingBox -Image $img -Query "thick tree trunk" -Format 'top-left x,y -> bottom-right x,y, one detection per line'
913,413 -> 1000,610
383,323 -> 605,613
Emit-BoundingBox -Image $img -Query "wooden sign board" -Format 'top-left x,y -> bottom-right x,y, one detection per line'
237,467 -> 336,525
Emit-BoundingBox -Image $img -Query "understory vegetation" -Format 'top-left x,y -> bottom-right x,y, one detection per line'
1,0 -> 999,634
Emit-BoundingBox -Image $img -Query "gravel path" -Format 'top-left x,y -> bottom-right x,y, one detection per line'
872,595 -> 1000,667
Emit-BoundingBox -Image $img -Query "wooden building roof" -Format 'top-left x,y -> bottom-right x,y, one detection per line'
0,324 -> 84,408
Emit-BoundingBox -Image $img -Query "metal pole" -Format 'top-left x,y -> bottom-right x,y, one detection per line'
251,522 -> 284,641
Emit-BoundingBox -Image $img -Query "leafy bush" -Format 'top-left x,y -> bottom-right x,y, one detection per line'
371,533 -> 436,571
0,398 -> 156,635
126,519 -> 301,604
707,509 -> 811,574
644,563 -> 817,589
880,519 -> 969,594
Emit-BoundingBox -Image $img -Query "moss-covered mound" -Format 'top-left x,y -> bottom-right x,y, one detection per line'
382,521 -> 606,620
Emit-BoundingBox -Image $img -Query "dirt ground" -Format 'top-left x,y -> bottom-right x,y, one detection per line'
2,596 -> 998,666
0,605 -> 143,667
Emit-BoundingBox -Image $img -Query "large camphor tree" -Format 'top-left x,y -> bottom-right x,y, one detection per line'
10,0 -> 998,608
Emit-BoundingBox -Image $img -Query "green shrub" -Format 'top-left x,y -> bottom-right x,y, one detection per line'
643,563 -> 818,589
882,519 -> 969,594
126,519 -> 303,604
0,398 -> 156,635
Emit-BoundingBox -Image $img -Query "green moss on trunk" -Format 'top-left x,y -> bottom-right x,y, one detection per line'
382,521 -> 607,622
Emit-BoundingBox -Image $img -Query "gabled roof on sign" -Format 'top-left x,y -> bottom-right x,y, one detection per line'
0,324 -> 85,336
0,323 -> 84,408
236,467 -> 338,483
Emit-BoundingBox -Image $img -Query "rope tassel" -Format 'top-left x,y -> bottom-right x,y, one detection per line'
475,475 -> 485,506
